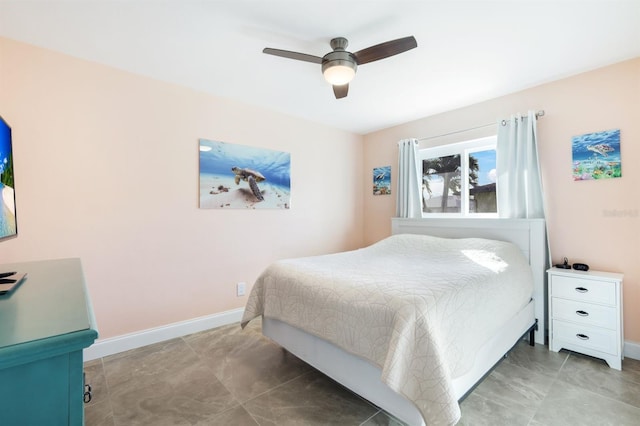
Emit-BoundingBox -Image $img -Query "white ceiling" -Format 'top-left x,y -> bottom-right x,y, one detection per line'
1,0 -> 639,134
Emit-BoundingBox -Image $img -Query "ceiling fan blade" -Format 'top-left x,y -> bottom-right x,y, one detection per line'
333,84 -> 349,99
353,36 -> 417,65
263,48 -> 323,64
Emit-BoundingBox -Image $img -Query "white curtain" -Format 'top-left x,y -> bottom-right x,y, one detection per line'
396,138 -> 422,218
496,110 -> 545,218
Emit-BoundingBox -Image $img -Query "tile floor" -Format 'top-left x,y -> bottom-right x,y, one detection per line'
84,319 -> 640,425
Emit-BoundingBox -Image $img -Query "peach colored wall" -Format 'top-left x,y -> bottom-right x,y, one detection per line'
0,37 -> 364,339
363,57 -> 640,343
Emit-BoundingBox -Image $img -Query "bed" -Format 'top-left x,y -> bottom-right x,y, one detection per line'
241,218 -> 547,425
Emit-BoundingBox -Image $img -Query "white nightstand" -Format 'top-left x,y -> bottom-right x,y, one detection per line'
547,267 -> 624,370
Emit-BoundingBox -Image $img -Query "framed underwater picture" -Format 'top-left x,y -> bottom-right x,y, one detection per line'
572,129 -> 621,181
199,139 -> 291,209
373,166 -> 391,195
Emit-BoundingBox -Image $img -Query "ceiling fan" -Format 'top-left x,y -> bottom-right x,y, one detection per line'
263,36 -> 417,99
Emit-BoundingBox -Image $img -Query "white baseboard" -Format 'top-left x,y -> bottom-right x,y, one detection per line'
624,340 -> 640,361
83,309 -> 639,364
84,308 -> 244,361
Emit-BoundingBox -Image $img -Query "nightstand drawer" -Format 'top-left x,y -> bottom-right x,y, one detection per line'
551,275 -> 616,305
552,320 -> 618,355
552,298 -> 617,329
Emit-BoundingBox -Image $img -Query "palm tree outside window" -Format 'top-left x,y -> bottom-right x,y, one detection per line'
420,136 -> 497,217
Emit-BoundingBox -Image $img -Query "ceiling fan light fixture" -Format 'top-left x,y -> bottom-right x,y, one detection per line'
263,35 -> 416,98
322,60 -> 357,85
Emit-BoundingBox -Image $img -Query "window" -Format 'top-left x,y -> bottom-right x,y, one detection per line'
419,136 -> 497,217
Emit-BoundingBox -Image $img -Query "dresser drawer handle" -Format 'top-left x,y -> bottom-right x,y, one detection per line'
576,333 -> 590,340
576,310 -> 589,317
575,287 -> 588,293
84,383 -> 92,403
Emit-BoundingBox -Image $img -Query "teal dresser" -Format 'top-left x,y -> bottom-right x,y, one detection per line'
0,258 -> 98,426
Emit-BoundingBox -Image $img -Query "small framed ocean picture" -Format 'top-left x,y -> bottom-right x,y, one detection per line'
571,129 -> 621,181
373,166 -> 391,195
199,139 -> 291,209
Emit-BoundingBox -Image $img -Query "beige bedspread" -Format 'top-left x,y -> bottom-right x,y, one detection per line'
241,234 -> 533,425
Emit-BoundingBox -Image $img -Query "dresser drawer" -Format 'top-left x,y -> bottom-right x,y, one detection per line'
552,298 -> 617,329
551,275 -> 616,305
552,320 -> 618,355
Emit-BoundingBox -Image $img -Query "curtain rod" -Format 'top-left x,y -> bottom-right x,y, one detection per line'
417,110 -> 545,142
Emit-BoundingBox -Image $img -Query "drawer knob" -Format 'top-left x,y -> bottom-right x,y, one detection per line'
84,383 -> 92,403
575,287 -> 588,293
576,333 -> 590,340
576,310 -> 589,317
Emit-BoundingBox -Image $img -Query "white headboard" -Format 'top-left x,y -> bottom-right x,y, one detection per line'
392,217 -> 547,345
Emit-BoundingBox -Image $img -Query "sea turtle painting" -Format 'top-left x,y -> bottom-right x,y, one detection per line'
231,166 -> 265,201
587,143 -> 615,157
571,129 -> 621,180
200,139 -> 291,209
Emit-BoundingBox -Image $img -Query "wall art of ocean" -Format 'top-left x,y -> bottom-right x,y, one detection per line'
571,129 -> 621,181
198,139 -> 291,209
373,166 -> 391,195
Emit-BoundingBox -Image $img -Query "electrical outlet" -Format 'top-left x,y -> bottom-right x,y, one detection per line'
236,282 -> 246,297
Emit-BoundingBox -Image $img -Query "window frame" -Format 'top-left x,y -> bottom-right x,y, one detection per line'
418,135 -> 498,218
